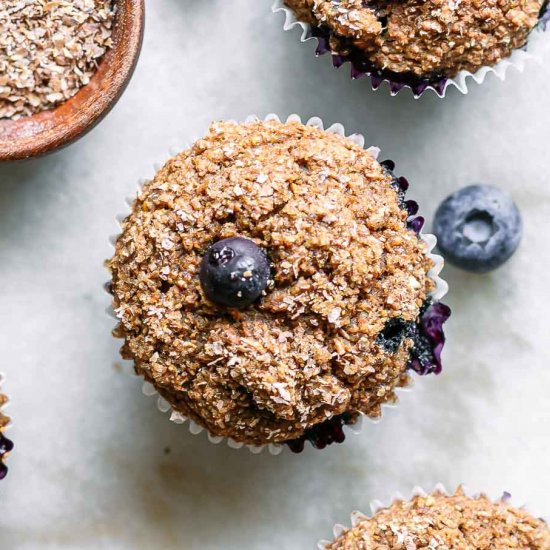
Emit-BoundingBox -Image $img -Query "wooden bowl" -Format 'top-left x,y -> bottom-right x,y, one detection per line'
0,0 -> 145,162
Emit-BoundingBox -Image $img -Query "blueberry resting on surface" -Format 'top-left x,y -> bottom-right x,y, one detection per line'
199,237 -> 271,309
433,184 -> 522,273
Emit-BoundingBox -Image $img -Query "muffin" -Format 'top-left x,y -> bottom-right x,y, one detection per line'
109,117 -> 450,452
281,0 -> 549,95
0,377 -> 13,480
322,487 -> 550,549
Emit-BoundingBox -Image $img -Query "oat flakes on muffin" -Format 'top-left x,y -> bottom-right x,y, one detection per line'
283,0 -> 549,94
323,487 -> 550,549
109,118 -> 450,452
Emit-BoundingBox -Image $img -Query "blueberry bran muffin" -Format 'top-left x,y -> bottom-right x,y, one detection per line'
325,487 -> 550,549
0,385 -> 13,480
109,119 -> 450,451
284,0 -> 549,94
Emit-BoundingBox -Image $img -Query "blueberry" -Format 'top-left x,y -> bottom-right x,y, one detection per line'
376,317 -> 414,353
375,302 -> 451,376
199,237 -> 271,309
433,184 -> 522,273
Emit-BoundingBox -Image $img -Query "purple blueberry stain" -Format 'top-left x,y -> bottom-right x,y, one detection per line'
405,200 -> 419,216
286,412 -> 352,453
408,302 -> 452,376
0,432 -> 13,480
408,216 -> 425,234
397,177 -> 410,193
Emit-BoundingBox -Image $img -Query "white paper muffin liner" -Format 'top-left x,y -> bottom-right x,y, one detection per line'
0,372 -> 13,481
106,113 -> 449,455
318,483 -> 547,548
272,0 -> 550,98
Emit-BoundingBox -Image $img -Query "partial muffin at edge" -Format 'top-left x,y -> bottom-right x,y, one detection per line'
326,487 -> 550,549
284,0 -> 546,79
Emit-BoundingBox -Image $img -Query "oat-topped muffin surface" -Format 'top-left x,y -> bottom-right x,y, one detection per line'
326,487 -> 550,549
110,119 -> 449,449
285,0 -> 546,80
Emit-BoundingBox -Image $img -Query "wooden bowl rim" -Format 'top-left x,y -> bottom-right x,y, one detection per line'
0,0 -> 145,162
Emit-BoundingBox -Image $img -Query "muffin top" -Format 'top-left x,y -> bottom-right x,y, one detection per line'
327,488 -> 550,549
284,0 -> 545,78
110,119 -> 438,447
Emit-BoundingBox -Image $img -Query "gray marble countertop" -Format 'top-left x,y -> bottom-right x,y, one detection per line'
1,1 -> 549,548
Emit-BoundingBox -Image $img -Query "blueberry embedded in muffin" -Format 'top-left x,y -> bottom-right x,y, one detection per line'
0,386 -> 13,480
324,487 -> 550,549
109,118 -> 450,451
199,237 -> 273,309
283,0 -> 548,94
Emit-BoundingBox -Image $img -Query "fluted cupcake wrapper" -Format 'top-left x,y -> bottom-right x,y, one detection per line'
0,373 -> 13,481
106,113 -> 449,455
317,483 -> 546,549
272,0 -> 550,98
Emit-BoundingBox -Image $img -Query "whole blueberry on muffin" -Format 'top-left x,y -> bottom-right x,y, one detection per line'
323,487 -> 550,549
283,0 -> 548,93
0,383 -> 13,480
109,118 -> 450,451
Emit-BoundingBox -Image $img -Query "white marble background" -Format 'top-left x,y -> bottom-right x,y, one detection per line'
1,1 -> 549,548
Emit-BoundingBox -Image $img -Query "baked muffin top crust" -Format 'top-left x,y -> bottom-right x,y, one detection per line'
110,119 -> 440,447
284,0 -> 546,78
327,488 -> 550,549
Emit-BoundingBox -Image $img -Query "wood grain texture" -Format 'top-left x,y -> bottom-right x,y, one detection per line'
0,0 -> 145,162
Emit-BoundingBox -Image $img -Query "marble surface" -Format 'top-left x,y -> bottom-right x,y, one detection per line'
1,1 -> 550,548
